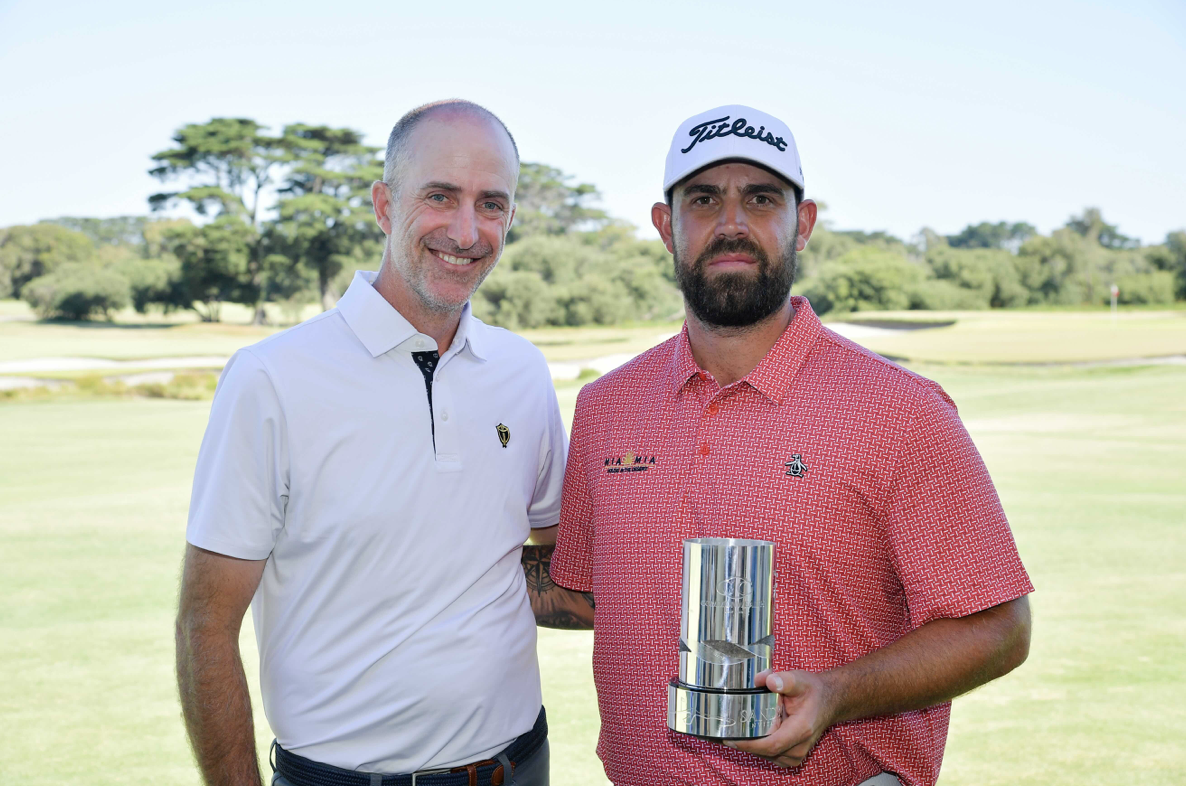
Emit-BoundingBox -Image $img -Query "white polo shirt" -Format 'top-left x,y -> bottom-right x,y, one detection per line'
186,271 -> 567,773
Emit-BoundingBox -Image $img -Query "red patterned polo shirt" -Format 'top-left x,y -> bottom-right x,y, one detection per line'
550,296 -> 1033,786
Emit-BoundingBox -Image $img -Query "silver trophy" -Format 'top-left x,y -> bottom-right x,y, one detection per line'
667,538 -> 779,739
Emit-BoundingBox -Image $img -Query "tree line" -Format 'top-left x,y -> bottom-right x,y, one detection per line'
0,117 -> 1183,324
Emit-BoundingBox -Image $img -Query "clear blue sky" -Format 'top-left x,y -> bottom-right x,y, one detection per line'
1,0 -> 1183,244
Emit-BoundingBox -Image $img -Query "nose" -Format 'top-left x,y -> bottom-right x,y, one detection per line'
447,203 -> 479,250
715,196 -> 749,240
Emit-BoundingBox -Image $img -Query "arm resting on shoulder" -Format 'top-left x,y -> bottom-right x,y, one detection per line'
522,525 -> 595,630
730,595 -> 1032,768
176,544 -> 268,786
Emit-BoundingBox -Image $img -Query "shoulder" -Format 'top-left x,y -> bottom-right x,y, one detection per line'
470,318 -> 551,375
575,335 -> 680,410
808,325 -> 956,413
241,309 -> 354,366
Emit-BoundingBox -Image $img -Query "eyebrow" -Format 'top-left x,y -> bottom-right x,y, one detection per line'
421,182 -> 510,202
741,183 -> 788,197
422,181 -> 461,193
682,182 -> 788,199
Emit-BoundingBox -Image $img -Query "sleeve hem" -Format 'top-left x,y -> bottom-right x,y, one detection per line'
186,533 -> 273,562
911,579 -> 1034,629
550,569 -> 593,594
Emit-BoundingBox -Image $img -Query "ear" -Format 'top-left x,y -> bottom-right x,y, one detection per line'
505,204 -> 517,239
795,199 -> 818,252
652,202 -> 675,254
372,181 -> 393,235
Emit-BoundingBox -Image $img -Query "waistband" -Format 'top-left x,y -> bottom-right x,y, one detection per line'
273,706 -> 547,786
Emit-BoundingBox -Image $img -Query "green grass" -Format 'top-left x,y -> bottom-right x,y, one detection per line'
2,306 -> 1185,784
830,308 -> 1186,363
0,399 -> 605,784
916,363 -> 1186,785
2,364 -> 1183,784
6,297 -> 1185,369
0,298 -> 681,366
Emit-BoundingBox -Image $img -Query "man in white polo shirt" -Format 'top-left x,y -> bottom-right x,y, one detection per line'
176,100 -> 564,786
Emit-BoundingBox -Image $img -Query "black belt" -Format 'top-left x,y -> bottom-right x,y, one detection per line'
273,707 -> 547,786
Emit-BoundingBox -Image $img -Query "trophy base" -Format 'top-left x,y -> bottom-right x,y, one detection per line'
666,680 -> 779,740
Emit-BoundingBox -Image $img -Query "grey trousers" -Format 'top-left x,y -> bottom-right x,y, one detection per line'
272,740 -> 549,786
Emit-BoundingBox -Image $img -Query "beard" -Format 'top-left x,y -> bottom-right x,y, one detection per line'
674,233 -> 798,329
392,226 -> 497,313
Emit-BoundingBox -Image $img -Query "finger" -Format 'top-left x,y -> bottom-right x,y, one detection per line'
725,719 -> 808,758
766,671 -> 809,698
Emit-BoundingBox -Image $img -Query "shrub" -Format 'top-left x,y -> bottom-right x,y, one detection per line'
1111,272 -> 1176,305
23,263 -> 131,320
800,247 -> 925,315
472,269 -> 559,329
0,224 -> 95,298
908,279 -> 991,310
925,246 -> 1030,307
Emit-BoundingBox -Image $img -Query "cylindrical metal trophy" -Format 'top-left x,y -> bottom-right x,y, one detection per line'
667,537 -> 779,740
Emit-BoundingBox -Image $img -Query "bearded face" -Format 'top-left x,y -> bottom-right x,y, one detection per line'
673,229 -> 798,329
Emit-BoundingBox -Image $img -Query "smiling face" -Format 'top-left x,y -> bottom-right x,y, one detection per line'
372,111 -> 518,314
652,161 -> 816,328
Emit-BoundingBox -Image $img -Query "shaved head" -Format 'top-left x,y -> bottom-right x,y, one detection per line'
383,99 -> 519,195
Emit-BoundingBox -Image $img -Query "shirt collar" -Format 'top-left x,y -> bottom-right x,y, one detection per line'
336,270 -> 486,361
669,296 -> 823,404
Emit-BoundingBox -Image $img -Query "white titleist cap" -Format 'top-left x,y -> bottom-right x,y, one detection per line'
663,104 -> 804,194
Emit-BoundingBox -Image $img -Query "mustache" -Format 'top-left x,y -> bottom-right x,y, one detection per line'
692,236 -> 770,269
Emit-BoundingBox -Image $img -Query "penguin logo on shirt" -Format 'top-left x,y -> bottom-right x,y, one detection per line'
496,423 -> 510,448
785,454 -> 808,478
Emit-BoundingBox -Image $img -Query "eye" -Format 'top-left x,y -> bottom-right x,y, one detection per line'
429,193 -> 448,203
482,201 -> 503,212
753,195 -> 771,205
692,195 -> 713,206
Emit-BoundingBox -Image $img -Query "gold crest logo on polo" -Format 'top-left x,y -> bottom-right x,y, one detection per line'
496,423 -> 510,448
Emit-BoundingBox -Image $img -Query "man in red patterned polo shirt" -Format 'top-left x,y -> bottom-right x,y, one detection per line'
521,105 -> 1033,786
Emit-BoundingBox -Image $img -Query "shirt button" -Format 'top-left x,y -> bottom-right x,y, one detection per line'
415,339 -> 425,348
698,443 -> 710,456
441,411 -> 449,421
707,403 -> 719,415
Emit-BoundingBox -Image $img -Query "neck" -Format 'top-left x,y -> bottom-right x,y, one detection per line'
372,251 -> 464,353
685,298 -> 795,388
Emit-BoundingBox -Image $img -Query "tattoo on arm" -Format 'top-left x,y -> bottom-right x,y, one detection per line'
522,544 -> 595,630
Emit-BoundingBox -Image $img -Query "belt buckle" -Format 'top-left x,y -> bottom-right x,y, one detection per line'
410,766 -> 453,786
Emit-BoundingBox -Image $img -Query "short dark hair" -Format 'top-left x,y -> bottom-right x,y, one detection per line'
383,99 -> 519,190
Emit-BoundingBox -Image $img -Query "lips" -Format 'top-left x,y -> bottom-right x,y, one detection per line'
708,254 -> 757,267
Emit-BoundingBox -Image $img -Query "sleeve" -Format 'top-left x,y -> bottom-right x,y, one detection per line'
185,349 -> 289,560
885,387 -> 1034,629
527,376 -> 568,528
548,387 -> 596,593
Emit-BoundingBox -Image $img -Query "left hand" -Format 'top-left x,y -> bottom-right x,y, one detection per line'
724,669 -> 837,768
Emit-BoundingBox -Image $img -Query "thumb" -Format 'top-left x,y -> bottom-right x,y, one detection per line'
765,671 -> 809,698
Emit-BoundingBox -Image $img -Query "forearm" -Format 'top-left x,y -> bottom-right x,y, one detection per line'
176,622 -> 263,786
522,543 -> 595,630
822,596 -> 1032,724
